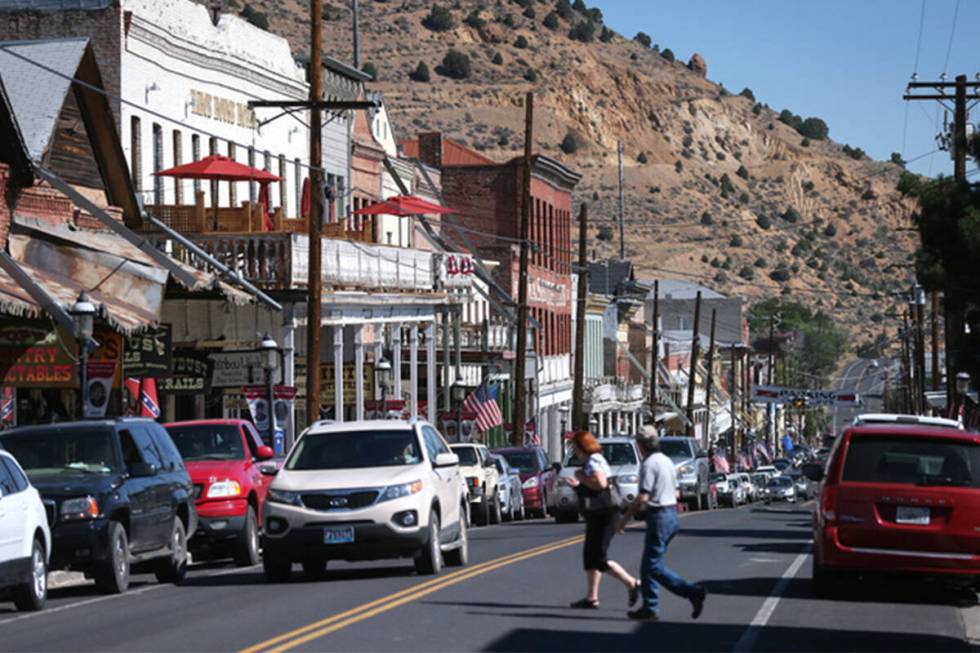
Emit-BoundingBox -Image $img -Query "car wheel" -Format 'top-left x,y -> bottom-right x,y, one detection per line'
12,537 -> 47,611
444,506 -> 468,567
94,521 -> 130,595
263,548 -> 292,582
474,499 -> 489,527
233,506 -> 261,567
490,493 -> 502,525
153,518 -> 188,584
302,557 -> 328,580
414,510 -> 442,575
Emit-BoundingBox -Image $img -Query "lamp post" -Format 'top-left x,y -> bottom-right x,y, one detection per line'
376,357 -> 392,419
259,334 -> 279,451
559,403 -> 570,435
70,292 -> 96,419
955,372 -> 971,422
451,379 -> 467,442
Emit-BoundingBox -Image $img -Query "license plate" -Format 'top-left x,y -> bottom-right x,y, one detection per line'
323,527 -> 355,544
896,506 -> 930,525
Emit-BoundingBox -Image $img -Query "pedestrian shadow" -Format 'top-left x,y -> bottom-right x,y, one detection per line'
749,507 -> 813,516
482,622 -> 970,652
734,541 -> 812,555
699,575 -> 976,606
180,563 -> 417,587
424,600 -> 563,610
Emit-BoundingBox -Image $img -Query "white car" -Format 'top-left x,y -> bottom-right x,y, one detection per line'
0,449 -> 50,611
852,413 -> 963,430
260,420 -> 468,580
736,473 -> 758,502
553,437 -> 641,523
492,454 -> 525,522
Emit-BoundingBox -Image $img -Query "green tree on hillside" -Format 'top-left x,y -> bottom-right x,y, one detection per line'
423,4 -> 455,31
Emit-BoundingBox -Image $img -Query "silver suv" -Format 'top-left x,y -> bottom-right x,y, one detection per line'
553,437 -> 641,523
260,420 -> 469,580
659,436 -> 711,511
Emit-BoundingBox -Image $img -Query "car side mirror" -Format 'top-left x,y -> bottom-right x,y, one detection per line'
259,462 -> 279,476
551,462 -> 561,473
434,452 -> 459,468
256,445 -> 275,461
802,462 -> 824,482
129,462 -> 157,478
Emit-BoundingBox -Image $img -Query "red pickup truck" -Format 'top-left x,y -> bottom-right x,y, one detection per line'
165,419 -> 274,566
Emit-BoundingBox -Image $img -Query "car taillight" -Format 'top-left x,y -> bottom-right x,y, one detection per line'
820,485 -> 838,525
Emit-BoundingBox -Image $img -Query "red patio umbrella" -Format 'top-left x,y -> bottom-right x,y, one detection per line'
351,194 -> 456,217
155,155 -> 281,230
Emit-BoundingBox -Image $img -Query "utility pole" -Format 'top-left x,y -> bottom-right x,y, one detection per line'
306,0 -> 324,426
617,141 -> 625,261
767,315 -> 775,385
512,92 -> 533,445
685,291 -> 702,438
931,291 -> 941,392
703,309 -> 716,451
572,203 -> 588,431
904,74 -> 980,412
902,308 -> 913,413
914,285 -> 927,414
730,344 -> 738,464
649,279 -> 659,420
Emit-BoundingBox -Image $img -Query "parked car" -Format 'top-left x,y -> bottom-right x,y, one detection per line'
659,436 -> 711,511
772,458 -> 793,472
553,437 -> 641,523
260,420 -> 468,580
165,419 -> 275,566
755,465 -> 778,478
783,469 -> 812,501
750,473 -> 770,496
762,476 -> 797,504
450,443 -> 501,526
852,413 -> 963,430
492,454 -> 525,522
807,423 -> 980,597
736,473 -> 758,503
0,449 -> 50,611
712,473 -> 741,507
0,419 -> 196,594
493,446 -> 557,518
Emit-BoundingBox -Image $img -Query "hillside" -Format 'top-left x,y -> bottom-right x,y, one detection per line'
229,0 -> 917,347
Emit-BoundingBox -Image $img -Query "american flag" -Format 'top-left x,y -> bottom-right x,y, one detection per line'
461,382 -> 503,433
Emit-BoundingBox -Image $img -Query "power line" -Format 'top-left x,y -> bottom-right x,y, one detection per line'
942,0 -> 961,74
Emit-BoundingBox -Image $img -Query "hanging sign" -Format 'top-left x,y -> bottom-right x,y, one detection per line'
123,324 -> 172,377
319,363 -> 374,406
211,351 -> 282,388
160,350 -> 211,395
84,360 -> 117,418
0,321 -> 76,387
752,385 -> 860,407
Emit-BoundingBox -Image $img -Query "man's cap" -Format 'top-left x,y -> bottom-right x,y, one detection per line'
637,425 -> 659,448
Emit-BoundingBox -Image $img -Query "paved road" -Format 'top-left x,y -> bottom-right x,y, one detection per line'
0,504 -> 974,652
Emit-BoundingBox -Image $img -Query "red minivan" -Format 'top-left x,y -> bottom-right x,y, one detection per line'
165,419 -> 274,566
808,423 -> 980,596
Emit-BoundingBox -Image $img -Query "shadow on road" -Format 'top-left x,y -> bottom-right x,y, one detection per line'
482,622 -> 970,652
734,541 -> 812,555
680,527 -> 811,541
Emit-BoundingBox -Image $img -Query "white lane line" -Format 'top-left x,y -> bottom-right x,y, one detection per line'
731,550 -> 810,653
0,563 -> 260,626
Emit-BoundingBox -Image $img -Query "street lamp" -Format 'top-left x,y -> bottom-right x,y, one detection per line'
259,334 -> 279,451
70,292 -> 96,419
376,357 -> 392,419
558,403 -> 570,435
452,379 -> 467,442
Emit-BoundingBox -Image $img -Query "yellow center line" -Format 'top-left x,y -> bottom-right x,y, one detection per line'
239,534 -> 583,653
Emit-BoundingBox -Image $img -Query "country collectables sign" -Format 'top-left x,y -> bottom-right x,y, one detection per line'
0,321 -> 76,387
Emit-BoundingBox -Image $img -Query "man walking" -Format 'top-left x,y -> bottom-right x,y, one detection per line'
619,425 -> 706,621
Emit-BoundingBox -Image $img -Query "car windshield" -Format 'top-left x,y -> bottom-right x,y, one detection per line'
660,440 -> 693,460
500,451 -> 538,473
842,435 -> 980,488
770,477 -> 793,487
751,475 -> 766,484
168,424 -> 246,461
0,428 -> 118,475
563,443 -> 637,467
286,430 -> 422,470
451,446 -> 479,466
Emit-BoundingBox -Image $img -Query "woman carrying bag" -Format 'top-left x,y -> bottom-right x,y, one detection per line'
563,430 -> 641,609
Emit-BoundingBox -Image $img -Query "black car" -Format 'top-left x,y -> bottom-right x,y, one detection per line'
0,418 -> 197,594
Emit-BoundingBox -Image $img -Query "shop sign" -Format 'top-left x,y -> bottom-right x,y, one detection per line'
319,363 -> 374,406
123,324 -> 172,377
160,350 -> 211,395
189,89 -> 257,129
0,322 -> 76,387
211,351 -> 282,388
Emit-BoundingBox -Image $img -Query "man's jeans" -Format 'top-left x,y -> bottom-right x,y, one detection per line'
641,507 -> 698,613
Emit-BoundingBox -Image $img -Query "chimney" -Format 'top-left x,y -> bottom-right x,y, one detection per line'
418,132 -> 443,168
209,0 -> 222,26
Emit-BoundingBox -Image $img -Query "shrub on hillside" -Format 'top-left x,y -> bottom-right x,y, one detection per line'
890,152 -> 906,167
409,61 -> 430,82
423,4 -> 455,31
755,214 -> 771,229
438,50 -> 471,79
599,25 -> 613,42
502,13 -> 516,28
675,160 -> 683,173
522,7 -> 535,19
660,48 -> 675,62
523,68 -> 538,82
362,62 -> 377,79
568,20 -> 595,42
842,144 -> 866,160
634,32 -> 652,48
782,207 -> 801,223
754,257 -> 767,268
739,87 -> 755,102
779,109 -> 803,131
560,130 -> 583,154
463,9 -> 485,29
573,0 -> 587,11
739,266 -> 755,280
543,11 -> 560,29
556,0 -> 574,20
514,35 -> 529,48
700,211 -> 713,226
800,117 -> 829,140
491,51 -> 503,65
769,266 -> 791,282
240,4 -> 269,30
752,103 -> 763,116
823,224 -> 837,237
597,225 -> 614,241
738,191 -> 750,205
801,137 -> 811,147
730,234 -> 744,247
736,165 -> 749,180
637,152 -> 648,164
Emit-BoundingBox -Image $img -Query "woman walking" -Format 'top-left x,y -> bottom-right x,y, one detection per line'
563,430 -> 641,609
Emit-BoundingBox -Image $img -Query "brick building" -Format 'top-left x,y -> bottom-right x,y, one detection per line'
401,133 -> 580,457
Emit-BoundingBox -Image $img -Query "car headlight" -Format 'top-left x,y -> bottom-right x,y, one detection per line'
522,476 -> 539,489
60,496 -> 99,521
379,480 -> 423,503
206,479 -> 242,499
678,464 -> 695,475
267,489 -> 303,506
617,474 -> 639,484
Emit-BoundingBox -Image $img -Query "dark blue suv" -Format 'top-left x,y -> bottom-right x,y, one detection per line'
0,418 -> 197,594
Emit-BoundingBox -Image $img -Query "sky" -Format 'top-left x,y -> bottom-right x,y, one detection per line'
592,0 -> 980,177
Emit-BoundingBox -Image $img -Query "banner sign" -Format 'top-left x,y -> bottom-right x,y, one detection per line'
752,385 -> 860,407
160,350 -> 211,395
439,410 -> 477,443
211,351 -> 282,388
243,385 -> 296,456
123,324 -> 172,377
84,361 -> 117,418
319,363 -> 375,406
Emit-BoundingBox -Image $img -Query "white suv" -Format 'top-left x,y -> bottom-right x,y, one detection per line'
260,420 -> 468,581
0,449 -> 50,611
